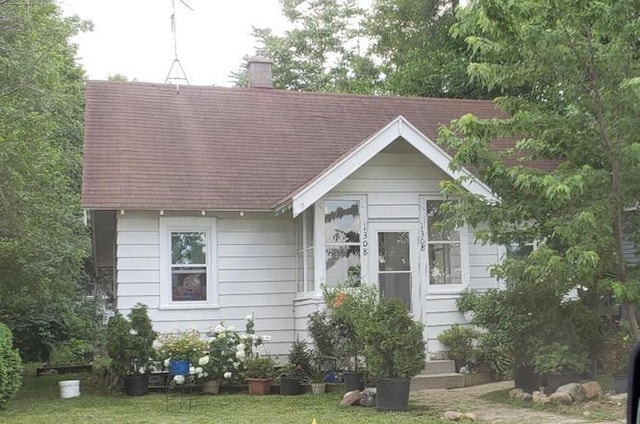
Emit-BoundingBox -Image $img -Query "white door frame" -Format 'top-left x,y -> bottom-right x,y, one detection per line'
367,222 -> 422,319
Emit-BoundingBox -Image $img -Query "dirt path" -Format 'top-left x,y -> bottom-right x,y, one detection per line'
411,381 -> 625,424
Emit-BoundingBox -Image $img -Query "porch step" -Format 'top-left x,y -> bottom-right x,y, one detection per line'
411,372 -> 465,390
420,360 -> 456,375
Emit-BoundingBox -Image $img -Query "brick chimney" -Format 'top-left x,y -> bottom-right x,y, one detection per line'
246,54 -> 273,89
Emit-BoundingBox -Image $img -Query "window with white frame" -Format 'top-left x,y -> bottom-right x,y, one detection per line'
323,199 -> 361,286
160,217 -> 216,307
295,208 -> 315,293
426,200 -> 463,285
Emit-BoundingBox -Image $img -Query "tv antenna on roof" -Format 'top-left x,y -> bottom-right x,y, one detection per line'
165,0 -> 193,85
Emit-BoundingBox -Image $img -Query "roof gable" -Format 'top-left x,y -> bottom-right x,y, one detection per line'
288,116 -> 496,217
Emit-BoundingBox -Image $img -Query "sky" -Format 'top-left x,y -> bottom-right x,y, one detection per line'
58,0 -> 291,87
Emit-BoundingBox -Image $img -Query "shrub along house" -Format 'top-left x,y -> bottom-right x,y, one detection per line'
82,59 -> 554,359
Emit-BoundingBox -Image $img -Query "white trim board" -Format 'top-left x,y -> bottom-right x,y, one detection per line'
291,116 -> 496,217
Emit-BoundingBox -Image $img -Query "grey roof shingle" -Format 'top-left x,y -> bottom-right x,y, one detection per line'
81,80 -> 557,210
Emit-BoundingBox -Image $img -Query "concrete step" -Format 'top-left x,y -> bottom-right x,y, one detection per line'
420,360 -> 456,375
411,372 -> 465,390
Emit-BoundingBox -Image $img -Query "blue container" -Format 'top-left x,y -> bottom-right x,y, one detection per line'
169,359 -> 190,376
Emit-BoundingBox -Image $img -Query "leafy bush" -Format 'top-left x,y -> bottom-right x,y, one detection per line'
0,323 -> 22,409
244,356 -> 275,379
437,324 -> 479,367
363,298 -> 425,378
533,342 -> 589,375
106,303 -> 156,377
49,338 -> 93,365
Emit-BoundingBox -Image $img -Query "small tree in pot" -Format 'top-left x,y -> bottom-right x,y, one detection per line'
106,303 -> 156,395
363,298 -> 425,411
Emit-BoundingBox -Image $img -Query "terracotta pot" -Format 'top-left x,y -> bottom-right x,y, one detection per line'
247,378 -> 272,395
202,379 -> 220,394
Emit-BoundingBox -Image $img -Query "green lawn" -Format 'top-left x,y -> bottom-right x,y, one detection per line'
1,374 -> 446,424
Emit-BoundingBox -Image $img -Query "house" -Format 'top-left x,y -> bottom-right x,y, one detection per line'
81,59 -> 555,357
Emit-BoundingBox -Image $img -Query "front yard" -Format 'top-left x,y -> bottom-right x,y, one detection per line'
2,374 -> 445,424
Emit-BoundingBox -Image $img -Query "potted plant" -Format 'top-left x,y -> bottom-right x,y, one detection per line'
322,282 -> 378,392
157,328 -> 208,376
106,303 -> 157,395
199,321 -> 249,394
363,298 -> 425,411
305,367 -> 327,394
533,342 -> 589,394
244,356 -> 275,395
437,324 -> 479,372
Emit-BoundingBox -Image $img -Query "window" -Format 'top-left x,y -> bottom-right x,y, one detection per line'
505,243 -> 534,258
426,200 -> 463,285
160,217 -> 217,308
295,208 -> 315,293
323,199 -> 361,286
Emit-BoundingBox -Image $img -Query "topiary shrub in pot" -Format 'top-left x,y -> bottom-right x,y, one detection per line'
363,298 -> 425,411
437,324 -> 479,373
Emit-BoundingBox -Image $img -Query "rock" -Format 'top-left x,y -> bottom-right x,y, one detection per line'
581,381 -> 602,399
556,382 -> 586,402
340,390 -> 362,406
360,388 -> 376,407
463,412 -> 477,421
532,391 -> 549,404
443,411 -> 463,421
518,392 -> 533,401
509,388 -> 524,398
549,391 -> 573,405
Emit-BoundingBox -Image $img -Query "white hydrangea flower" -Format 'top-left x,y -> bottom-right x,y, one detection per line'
227,325 -> 236,332
235,350 -> 246,360
224,372 -> 232,379
152,339 -> 163,350
129,329 -> 138,336
214,324 -> 225,333
239,334 -> 250,340
198,356 -> 210,366
189,366 -> 195,375
217,332 -> 226,339
163,358 -> 170,367
138,367 -> 146,374
195,366 -> 203,374
207,336 -> 215,343
251,334 -> 260,341
173,375 -> 185,384
236,343 -> 246,352
203,371 -> 208,378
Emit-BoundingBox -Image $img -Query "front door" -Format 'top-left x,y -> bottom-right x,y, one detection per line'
368,222 -> 421,316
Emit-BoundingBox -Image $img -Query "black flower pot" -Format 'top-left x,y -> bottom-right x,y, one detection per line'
513,366 -> 541,393
124,374 -> 149,396
279,377 -> 301,395
343,371 -> 364,392
376,377 -> 410,411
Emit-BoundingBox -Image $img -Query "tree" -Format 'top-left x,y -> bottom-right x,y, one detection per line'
232,0 -> 380,93
367,0 -> 493,99
0,1 -> 94,359
439,0 -> 640,337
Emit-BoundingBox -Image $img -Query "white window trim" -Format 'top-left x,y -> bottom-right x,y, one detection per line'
295,209 -> 317,297
159,217 -> 219,310
420,196 -> 470,294
312,196 -> 367,295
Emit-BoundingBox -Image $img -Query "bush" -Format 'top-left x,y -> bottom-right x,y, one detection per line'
437,324 -> 479,368
49,338 -> 93,365
106,303 -> 156,377
0,323 -> 22,409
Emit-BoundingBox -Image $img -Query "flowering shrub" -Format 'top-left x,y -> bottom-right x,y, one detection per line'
156,328 -> 208,364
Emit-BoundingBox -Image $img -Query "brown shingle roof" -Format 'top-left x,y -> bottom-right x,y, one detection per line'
81,81 -> 556,211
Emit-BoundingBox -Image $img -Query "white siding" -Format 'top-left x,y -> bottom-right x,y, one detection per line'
116,211 -> 296,356
293,298 -> 324,343
327,149 -> 501,354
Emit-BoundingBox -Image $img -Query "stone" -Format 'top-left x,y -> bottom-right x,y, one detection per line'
509,388 -> 524,398
340,390 -> 362,407
360,388 -> 376,407
549,391 -> 573,405
517,392 -> 532,401
581,381 -> 602,399
463,412 -> 477,421
443,411 -> 463,420
556,382 -> 586,402
532,391 -> 549,404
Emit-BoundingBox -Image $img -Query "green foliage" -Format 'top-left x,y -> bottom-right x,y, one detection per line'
287,339 -> 312,371
244,356 -> 276,379
0,1 -> 93,359
105,304 -> 156,377
307,310 -> 348,369
441,0 -> 640,336
437,324 -> 479,366
156,328 -> 207,364
48,338 -> 93,366
363,298 -> 425,378
322,282 -> 379,371
0,323 -> 22,409
533,342 -> 589,375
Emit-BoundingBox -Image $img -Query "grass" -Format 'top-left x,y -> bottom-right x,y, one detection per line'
1,374 -> 446,424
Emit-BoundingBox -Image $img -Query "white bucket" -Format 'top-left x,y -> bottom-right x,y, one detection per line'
59,380 -> 80,399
